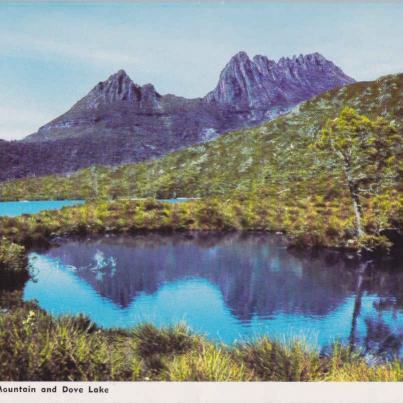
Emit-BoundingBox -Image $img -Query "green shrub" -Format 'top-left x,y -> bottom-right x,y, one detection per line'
358,234 -> 394,252
0,238 -> 27,274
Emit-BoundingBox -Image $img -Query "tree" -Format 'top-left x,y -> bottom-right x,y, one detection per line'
315,107 -> 401,240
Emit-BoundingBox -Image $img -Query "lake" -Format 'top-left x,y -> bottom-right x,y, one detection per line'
0,200 -> 85,217
24,233 -> 402,358
0,198 -> 194,217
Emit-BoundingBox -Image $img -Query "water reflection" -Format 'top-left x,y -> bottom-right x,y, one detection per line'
23,233 -> 402,356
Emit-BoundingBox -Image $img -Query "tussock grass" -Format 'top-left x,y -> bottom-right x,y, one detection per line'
234,337 -> 325,381
0,303 -> 401,382
323,343 -> 402,381
325,360 -> 402,381
0,306 -> 138,381
133,323 -> 199,357
166,344 -> 251,381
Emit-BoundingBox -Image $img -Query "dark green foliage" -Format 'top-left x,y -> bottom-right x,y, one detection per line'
314,107 -> 402,245
0,238 -> 27,274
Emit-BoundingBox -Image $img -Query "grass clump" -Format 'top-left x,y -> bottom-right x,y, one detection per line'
133,323 -> 198,357
323,343 -> 402,381
0,303 -> 401,382
234,337 -> 325,381
166,343 -> 251,381
325,360 -> 402,381
0,305 -> 139,381
132,323 -> 201,377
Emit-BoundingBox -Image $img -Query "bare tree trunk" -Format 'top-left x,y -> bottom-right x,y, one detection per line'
344,167 -> 364,238
350,183 -> 364,239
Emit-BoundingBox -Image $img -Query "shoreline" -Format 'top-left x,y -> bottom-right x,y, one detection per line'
0,300 -> 401,381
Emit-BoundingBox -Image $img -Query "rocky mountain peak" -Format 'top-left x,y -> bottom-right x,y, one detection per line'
278,52 -> 329,67
141,83 -> 160,97
229,51 -> 251,63
76,69 -> 142,109
68,70 -> 164,113
31,70 -> 164,138
205,51 -> 355,111
138,83 -> 162,111
204,51 -> 263,110
253,55 -> 276,73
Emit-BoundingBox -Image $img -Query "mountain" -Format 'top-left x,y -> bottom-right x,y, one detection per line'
0,51 -> 354,181
24,69 -> 227,145
205,51 -> 354,115
2,73 -> 401,201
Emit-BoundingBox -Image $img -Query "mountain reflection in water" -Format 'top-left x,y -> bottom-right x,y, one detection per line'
24,233 -> 402,358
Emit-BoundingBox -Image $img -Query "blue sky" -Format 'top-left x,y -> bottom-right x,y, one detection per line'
0,2 -> 402,140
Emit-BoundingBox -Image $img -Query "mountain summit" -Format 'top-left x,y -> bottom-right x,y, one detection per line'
26,70 -> 164,142
3,51 -> 354,180
75,69 -> 162,111
205,51 -> 355,112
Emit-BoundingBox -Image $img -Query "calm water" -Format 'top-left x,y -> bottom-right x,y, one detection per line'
0,200 -> 85,217
24,233 -> 402,357
0,199 -> 192,217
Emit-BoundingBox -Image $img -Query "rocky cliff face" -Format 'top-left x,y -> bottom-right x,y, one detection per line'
2,51 -> 354,180
205,51 -> 355,114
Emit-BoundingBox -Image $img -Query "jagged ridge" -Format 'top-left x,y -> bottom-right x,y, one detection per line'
205,51 -> 355,111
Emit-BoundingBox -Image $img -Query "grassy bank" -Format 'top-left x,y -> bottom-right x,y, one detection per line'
0,300 -> 400,382
0,197 -> 400,254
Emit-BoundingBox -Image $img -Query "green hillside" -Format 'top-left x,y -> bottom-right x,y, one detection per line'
1,73 -> 401,201
1,74 -> 402,250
